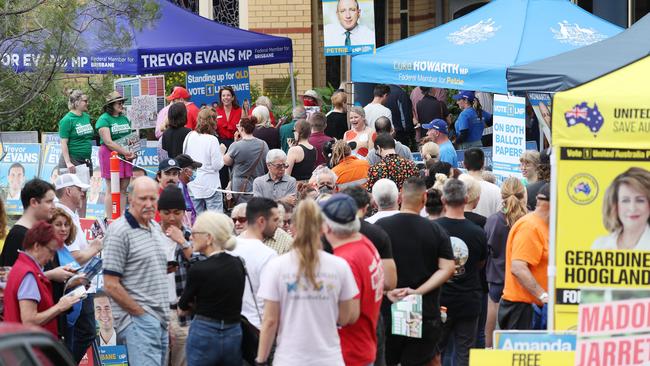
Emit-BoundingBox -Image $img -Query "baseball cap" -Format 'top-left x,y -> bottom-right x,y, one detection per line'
167,87 -> 191,101
319,193 -> 358,224
158,158 -> 182,172
55,173 -> 90,191
175,154 -> 202,169
452,90 -> 476,102
536,183 -> 550,201
421,119 -> 448,135
158,185 -> 186,211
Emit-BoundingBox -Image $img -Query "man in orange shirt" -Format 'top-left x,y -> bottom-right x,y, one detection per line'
498,183 -> 550,330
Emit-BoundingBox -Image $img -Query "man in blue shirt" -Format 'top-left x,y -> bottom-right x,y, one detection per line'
422,119 -> 458,168
453,90 -> 491,149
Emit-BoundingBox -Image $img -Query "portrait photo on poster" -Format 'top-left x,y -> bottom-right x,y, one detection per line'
591,167 -> 650,251
323,0 -> 376,55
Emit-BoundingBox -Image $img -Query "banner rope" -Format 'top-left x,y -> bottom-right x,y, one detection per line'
115,155 -> 254,195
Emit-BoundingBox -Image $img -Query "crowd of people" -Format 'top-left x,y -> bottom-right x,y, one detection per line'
0,83 -> 555,366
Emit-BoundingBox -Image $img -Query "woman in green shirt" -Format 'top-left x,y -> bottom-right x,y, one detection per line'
96,91 -> 135,216
58,89 -> 94,217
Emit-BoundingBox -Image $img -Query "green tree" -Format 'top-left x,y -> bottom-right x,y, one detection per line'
0,0 -> 159,128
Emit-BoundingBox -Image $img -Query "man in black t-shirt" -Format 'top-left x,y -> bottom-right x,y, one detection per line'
0,179 -> 58,266
435,178 -> 487,366
376,177 -> 455,366
416,87 -> 450,138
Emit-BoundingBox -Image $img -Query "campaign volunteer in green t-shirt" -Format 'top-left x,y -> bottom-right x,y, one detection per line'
58,89 -> 94,217
59,90 -> 94,172
96,91 -> 135,216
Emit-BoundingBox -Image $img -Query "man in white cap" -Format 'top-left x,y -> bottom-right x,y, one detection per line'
54,173 -> 103,363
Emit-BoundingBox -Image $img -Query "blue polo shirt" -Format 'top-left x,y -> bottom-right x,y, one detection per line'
456,108 -> 491,143
439,140 -> 458,168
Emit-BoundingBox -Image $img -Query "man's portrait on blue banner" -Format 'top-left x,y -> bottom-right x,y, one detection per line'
39,144 -> 62,184
323,0 -> 375,56
0,143 -> 41,215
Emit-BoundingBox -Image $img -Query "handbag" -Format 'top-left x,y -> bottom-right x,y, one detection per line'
238,257 -> 263,365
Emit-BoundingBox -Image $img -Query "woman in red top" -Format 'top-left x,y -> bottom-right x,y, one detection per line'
216,86 -> 243,147
3,221 -> 82,337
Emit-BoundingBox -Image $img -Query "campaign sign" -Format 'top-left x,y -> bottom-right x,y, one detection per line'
492,94 -> 526,183
133,146 -> 159,178
41,132 -> 61,145
577,290 -> 650,366
86,146 -> 106,219
186,67 -> 252,108
322,0 -> 376,56
528,92 -> 552,144
0,143 -> 41,215
494,331 -> 576,351
39,144 -> 62,184
470,349 -> 574,366
99,346 -> 128,365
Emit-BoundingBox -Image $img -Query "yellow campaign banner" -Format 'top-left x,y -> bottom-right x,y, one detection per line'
555,147 -> 650,329
552,57 -> 650,149
470,349 -> 575,366
551,56 -> 650,330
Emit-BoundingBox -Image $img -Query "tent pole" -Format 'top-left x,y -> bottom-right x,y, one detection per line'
547,145 -> 559,331
289,63 -> 297,111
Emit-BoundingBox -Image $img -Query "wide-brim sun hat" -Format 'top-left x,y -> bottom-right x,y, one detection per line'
104,91 -> 127,106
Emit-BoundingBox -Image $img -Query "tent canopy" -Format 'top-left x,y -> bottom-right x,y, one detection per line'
351,0 -> 621,94
508,13 -> 650,93
9,0 -> 293,74
551,55 -> 650,149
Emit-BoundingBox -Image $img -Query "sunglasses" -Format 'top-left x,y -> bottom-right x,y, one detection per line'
284,219 -> 291,226
232,217 -> 247,224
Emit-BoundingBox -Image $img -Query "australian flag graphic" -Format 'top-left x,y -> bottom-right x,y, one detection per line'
565,102 -> 604,135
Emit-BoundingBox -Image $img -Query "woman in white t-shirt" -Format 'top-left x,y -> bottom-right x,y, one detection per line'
255,199 -> 359,366
183,107 -> 225,213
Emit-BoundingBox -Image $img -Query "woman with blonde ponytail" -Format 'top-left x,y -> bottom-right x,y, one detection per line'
483,177 -> 527,347
180,211 -> 245,366
256,199 -> 360,366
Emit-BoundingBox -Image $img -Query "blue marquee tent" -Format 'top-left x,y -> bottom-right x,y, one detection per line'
507,13 -> 650,92
351,0 -> 621,94
7,0 -> 293,75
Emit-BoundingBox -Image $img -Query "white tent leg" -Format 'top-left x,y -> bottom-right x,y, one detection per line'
547,145 -> 559,330
289,63 -> 296,110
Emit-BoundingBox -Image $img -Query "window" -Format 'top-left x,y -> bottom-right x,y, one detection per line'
400,0 -> 408,39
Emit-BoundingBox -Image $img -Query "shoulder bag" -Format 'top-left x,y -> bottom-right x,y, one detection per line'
238,257 -> 263,365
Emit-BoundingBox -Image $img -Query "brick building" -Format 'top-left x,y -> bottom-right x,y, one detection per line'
176,0 -> 649,96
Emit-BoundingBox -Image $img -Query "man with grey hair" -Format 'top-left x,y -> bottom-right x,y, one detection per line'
321,193 -> 384,366
280,106 -> 307,152
366,178 -> 399,224
252,149 -> 297,206
367,117 -> 413,166
312,166 -> 338,195
103,176 -> 170,366
435,178 -> 487,366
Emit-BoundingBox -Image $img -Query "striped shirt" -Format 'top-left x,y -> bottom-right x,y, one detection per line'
103,210 -> 170,333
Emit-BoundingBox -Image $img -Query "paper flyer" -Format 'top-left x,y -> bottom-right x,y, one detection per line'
391,294 -> 423,338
